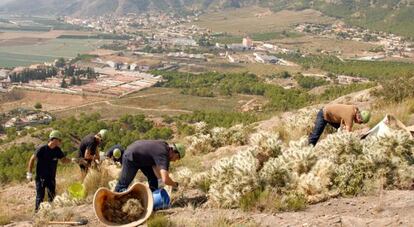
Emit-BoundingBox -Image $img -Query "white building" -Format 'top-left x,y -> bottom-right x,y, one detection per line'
172,38 -> 197,46
254,53 -> 279,64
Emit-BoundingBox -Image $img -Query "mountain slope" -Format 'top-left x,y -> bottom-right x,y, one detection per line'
1,0 -> 414,37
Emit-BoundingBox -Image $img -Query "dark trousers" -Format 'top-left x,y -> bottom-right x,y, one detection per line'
35,178 -> 56,211
308,109 -> 340,146
115,158 -> 158,193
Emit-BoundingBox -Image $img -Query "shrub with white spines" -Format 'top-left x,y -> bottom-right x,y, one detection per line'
362,131 -> 414,189
36,202 -> 56,222
280,137 -> 316,175
249,131 -> 283,161
53,192 -> 83,208
284,108 -> 319,134
180,120 -> 414,208
226,124 -> 250,145
297,159 -> 336,203
309,158 -> 335,188
186,123 -> 251,155
259,157 -> 290,188
332,157 -> 370,195
186,133 -> 215,155
395,163 -> 414,189
173,167 -> 193,188
189,171 -> 211,190
210,127 -> 227,147
208,148 -> 259,208
315,131 -> 363,163
193,121 -> 208,134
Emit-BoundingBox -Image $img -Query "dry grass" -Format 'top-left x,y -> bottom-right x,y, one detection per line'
273,36 -> 375,56
55,87 -> 264,119
0,213 -> 11,225
56,164 -> 83,195
147,214 -> 175,227
368,98 -> 414,128
195,8 -> 335,35
207,61 -> 302,76
114,88 -> 258,112
83,167 -> 112,195
0,89 -> 104,113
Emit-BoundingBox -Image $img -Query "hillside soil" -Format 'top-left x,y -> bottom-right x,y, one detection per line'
2,181 -> 413,227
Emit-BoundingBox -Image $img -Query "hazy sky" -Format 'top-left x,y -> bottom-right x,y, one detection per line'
0,0 -> 14,6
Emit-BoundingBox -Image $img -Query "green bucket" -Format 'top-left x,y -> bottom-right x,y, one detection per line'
68,182 -> 86,199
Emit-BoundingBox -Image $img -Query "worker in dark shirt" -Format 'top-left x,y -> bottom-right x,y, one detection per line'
27,130 -> 72,212
114,140 -> 186,192
105,144 -> 124,164
77,129 -> 108,178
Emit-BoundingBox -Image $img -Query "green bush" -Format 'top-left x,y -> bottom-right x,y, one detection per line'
294,74 -> 328,89
280,192 -> 307,211
50,113 -> 174,156
239,189 -> 307,212
376,75 -> 414,103
34,102 -> 42,109
153,70 -> 373,112
276,53 -> 414,81
0,143 -> 35,183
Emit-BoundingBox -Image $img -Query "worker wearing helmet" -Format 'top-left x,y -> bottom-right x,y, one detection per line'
309,104 -> 371,145
77,129 -> 108,177
105,144 -> 124,164
27,130 -> 73,211
114,140 -> 185,192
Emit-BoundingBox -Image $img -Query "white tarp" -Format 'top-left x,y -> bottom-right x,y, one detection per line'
361,114 -> 412,139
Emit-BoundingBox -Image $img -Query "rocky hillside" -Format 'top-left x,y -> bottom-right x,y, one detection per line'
2,0 -> 413,37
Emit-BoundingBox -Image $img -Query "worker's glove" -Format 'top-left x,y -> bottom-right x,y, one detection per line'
157,179 -> 165,189
26,172 -> 33,181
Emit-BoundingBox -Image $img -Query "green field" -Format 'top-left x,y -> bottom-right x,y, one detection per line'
0,38 -> 108,67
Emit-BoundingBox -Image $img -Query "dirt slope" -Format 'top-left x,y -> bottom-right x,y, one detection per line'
2,180 -> 413,227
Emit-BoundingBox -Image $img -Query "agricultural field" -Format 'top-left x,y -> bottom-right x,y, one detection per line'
0,30 -> 108,67
195,8 -> 336,35
0,38 -> 109,67
273,36 -> 376,57
177,58 -> 304,76
0,89 -> 105,113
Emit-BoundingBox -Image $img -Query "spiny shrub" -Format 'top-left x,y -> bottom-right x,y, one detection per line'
208,148 -> 259,208
283,108 -> 319,135
186,123 -> 251,155
173,167 -> 193,188
249,131 -> 283,165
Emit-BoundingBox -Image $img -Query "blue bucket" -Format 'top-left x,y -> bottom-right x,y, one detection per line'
152,188 -> 170,210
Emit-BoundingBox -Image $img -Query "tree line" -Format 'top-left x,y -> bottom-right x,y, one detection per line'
276,53 -> 414,81
152,70 -> 374,111
9,67 -> 57,83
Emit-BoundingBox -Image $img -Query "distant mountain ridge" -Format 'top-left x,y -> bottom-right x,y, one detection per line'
1,0 -> 413,37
